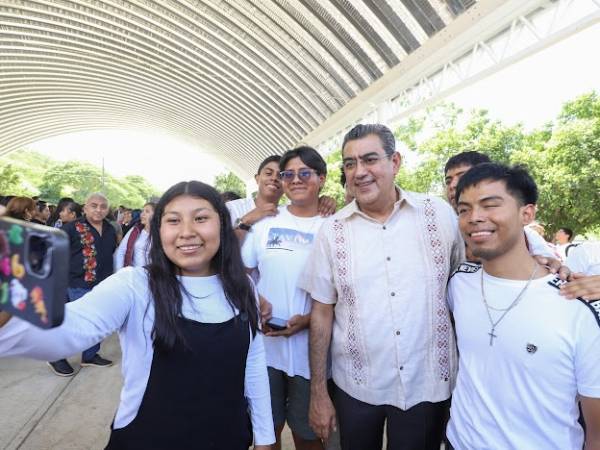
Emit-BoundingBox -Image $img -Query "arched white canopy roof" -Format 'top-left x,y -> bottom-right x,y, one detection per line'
1,1 -> 481,176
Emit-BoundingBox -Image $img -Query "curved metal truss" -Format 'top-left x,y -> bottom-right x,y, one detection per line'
310,0 -> 600,154
0,0 -> 477,176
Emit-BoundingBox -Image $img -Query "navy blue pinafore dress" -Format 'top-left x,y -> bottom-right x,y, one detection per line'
105,315 -> 253,450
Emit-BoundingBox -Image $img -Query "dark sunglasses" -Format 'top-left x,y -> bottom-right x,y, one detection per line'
279,169 -> 318,182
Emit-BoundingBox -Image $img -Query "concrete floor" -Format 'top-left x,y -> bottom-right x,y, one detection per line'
0,334 -> 340,450
0,334 -> 122,450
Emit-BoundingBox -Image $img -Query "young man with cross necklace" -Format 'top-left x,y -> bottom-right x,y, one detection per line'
446,163 -> 600,450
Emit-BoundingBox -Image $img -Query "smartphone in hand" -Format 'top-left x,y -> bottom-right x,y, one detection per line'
266,317 -> 288,331
0,217 -> 69,328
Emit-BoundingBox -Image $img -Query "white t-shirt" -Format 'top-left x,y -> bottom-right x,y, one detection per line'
555,242 -> 570,262
227,197 -> 261,283
0,268 -> 275,445
242,206 -> 325,379
114,228 -> 150,270
226,197 -> 256,225
567,241 -> 600,275
523,226 -> 554,258
447,264 -> 600,450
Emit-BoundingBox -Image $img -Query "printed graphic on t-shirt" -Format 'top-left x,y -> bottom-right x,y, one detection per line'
266,227 -> 314,252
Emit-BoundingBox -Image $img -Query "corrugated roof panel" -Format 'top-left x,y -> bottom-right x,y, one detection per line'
0,0 -> 478,174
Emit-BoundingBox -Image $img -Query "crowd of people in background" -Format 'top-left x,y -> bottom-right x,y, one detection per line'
0,168 -> 593,275
0,123 -> 599,450
0,194 -> 158,376
0,195 -> 150,241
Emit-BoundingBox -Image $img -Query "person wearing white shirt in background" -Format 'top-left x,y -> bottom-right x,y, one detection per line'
302,124 -> 464,450
562,241 -> 600,305
228,154 -> 338,339
0,181 -> 275,450
228,155 -> 283,296
444,151 -> 598,307
554,226 -> 575,261
227,155 -> 283,244
227,155 -> 337,245
114,202 -> 155,270
526,220 -> 546,239
243,147 -> 328,450
568,241 -> 600,276
444,151 -> 556,260
447,163 -> 600,450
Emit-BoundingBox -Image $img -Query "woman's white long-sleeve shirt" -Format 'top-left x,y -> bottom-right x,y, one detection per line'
0,267 -> 275,445
113,228 -> 150,270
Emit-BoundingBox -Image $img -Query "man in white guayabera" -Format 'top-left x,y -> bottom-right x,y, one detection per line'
301,124 -> 464,450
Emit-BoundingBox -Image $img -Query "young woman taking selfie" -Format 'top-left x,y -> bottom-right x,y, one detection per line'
0,181 -> 275,449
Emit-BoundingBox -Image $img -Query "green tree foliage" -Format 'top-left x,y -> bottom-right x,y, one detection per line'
0,164 -> 21,194
319,104 -> 543,210
395,108 -> 525,193
122,175 -> 160,205
1,150 -> 160,207
512,93 -> 600,235
3,151 -> 54,189
213,171 -> 246,198
320,149 -> 345,208
1,151 -> 56,196
38,161 -> 105,201
393,91 -> 600,236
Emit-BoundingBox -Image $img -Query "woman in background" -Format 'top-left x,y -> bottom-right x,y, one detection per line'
48,197 -> 75,228
5,196 -> 36,221
114,202 -> 155,270
58,201 -> 82,227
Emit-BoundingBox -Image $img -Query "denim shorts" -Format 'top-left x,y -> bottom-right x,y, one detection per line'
267,367 -> 317,441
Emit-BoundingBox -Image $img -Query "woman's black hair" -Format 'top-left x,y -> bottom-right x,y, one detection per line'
48,197 -> 75,226
146,181 -> 258,353
0,196 -> 14,207
144,202 -> 157,210
35,200 -> 47,213
63,201 -> 82,219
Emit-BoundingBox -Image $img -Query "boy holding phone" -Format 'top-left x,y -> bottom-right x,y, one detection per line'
242,147 -> 328,450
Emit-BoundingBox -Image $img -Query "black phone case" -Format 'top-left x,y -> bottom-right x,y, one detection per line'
0,217 -> 69,328
267,317 -> 287,331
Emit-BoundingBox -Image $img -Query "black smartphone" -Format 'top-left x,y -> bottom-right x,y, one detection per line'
0,217 -> 69,328
266,317 -> 288,331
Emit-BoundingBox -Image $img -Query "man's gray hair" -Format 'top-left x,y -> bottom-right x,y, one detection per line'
85,192 -> 109,206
